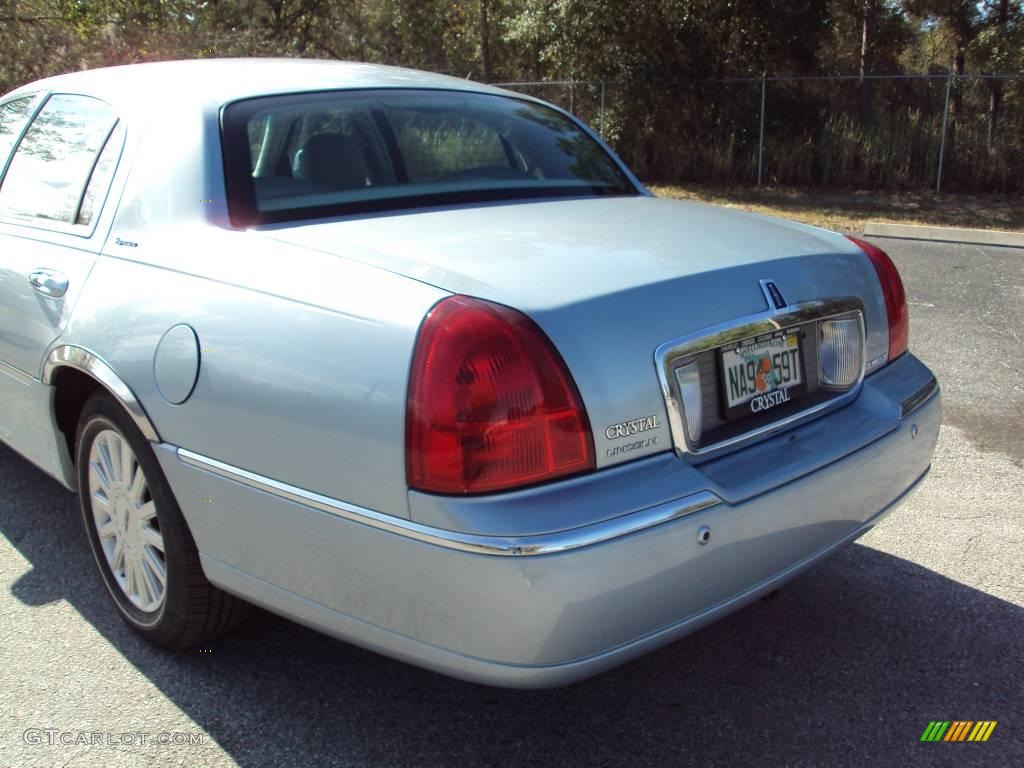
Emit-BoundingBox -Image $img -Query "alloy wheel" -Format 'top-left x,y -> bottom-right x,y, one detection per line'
87,429 -> 166,613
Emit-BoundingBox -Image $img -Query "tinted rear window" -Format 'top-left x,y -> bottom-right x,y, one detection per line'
221,89 -> 636,226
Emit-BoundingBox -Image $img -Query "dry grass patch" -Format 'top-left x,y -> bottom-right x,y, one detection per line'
649,184 -> 1024,235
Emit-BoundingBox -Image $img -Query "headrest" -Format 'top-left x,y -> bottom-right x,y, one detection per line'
296,132 -> 370,190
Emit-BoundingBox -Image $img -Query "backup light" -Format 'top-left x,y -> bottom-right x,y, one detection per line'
818,318 -> 863,389
674,359 -> 702,446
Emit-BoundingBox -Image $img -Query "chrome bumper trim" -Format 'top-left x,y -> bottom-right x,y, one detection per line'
900,375 -> 939,418
177,448 -> 722,557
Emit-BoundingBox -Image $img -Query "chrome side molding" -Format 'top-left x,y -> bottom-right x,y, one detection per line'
177,448 -> 722,557
0,358 -> 34,386
42,345 -> 161,442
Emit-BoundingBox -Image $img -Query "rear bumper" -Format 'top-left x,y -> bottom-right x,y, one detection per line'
158,354 -> 940,688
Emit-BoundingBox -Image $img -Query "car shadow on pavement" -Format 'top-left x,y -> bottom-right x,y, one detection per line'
2,442 -> 1020,767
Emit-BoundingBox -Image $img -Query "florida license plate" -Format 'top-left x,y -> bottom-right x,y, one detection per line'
720,329 -> 805,419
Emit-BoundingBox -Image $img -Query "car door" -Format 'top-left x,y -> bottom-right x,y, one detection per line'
0,92 -> 122,376
0,92 -> 123,474
0,93 -> 41,379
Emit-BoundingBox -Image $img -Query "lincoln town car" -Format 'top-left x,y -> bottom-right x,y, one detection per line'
0,59 -> 940,687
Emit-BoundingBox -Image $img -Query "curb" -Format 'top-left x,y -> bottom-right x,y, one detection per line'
863,222 -> 1024,248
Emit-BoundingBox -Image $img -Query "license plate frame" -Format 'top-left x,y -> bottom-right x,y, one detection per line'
718,328 -> 808,421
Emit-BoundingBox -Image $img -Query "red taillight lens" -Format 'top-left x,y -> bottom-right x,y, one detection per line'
406,295 -> 595,494
847,236 -> 908,362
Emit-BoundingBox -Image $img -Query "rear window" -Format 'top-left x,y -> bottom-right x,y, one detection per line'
221,89 -> 636,226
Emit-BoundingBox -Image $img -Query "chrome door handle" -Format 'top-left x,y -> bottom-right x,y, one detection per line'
28,269 -> 69,298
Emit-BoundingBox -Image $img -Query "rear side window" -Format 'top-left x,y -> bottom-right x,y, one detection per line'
0,96 -> 35,169
0,94 -> 118,225
222,89 -> 636,226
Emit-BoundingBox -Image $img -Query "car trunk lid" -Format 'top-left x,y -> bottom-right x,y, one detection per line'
258,195 -> 889,467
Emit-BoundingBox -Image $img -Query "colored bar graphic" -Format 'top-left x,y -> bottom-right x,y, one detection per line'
921,721 -> 996,743
921,721 -> 950,741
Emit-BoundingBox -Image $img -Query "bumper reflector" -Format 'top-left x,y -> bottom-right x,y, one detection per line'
818,318 -> 862,388
674,360 -> 702,446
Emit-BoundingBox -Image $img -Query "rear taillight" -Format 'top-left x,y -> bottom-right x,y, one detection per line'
406,295 -> 595,495
847,236 -> 908,363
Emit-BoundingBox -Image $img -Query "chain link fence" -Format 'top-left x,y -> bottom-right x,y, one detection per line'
495,74 -> 1024,193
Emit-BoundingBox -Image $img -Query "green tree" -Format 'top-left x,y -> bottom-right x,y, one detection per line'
972,0 -> 1024,144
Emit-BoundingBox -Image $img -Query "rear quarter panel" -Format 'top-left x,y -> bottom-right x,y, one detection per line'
62,233 -> 445,518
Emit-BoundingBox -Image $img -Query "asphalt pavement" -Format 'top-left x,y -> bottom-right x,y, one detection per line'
1,239 -> 1021,768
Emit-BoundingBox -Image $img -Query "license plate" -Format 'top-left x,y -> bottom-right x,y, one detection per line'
720,329 -> 805,419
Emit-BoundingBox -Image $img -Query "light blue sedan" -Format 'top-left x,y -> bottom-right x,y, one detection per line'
0,59 -> 939,687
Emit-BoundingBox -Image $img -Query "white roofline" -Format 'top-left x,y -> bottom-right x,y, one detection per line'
4,58 -> 524,109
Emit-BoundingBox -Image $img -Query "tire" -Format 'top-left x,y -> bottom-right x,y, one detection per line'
75,393 -> 249,648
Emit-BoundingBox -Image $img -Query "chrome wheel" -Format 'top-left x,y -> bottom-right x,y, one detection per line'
88,429 -> 166,613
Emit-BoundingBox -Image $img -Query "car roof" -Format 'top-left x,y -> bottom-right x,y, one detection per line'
4,58 -> 516,111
